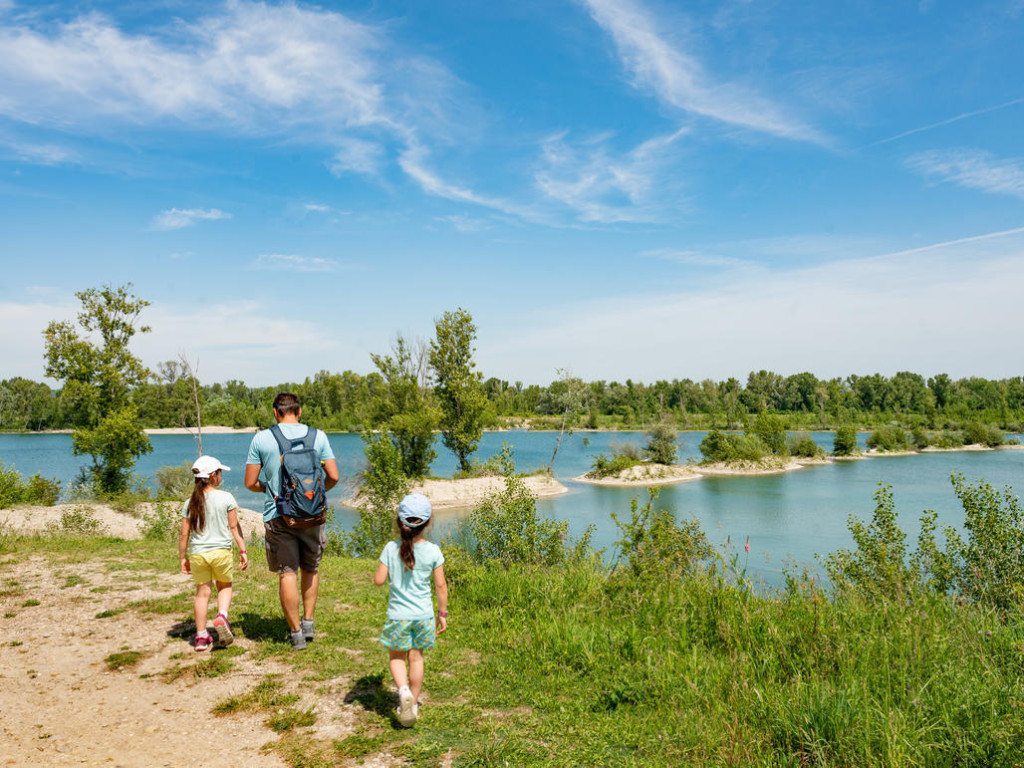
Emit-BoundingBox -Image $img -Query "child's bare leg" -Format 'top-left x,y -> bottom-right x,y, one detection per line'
408,649 -> 425,702
389,650 -> 409,690
194,582 -> 212,633
215,581 -> 232,617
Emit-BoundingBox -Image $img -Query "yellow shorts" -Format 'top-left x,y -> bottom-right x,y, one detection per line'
190,548 -> 233,584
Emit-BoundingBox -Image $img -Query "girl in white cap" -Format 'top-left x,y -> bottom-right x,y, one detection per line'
179,455 -> 249,651
374,493 -> 448,727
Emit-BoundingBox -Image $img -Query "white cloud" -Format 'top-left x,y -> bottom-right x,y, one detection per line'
0,140 -> 77,165
152,207 -> 231,230
641,248 -> 750,268
328,137 -> 385,177
534,128 -> 688,223
906,149 -> 1024,200
437,214 -> 492,232
0,2 -> 481,206
304,203 -> 330,213
251,254 -> 340,272
480,226 -> 1024,382
580,0 -> 820,142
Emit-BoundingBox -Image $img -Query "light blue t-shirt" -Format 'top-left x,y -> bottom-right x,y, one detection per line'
181,489 -> 238,554
379,539 -> 445,621
246,424 -> 335,522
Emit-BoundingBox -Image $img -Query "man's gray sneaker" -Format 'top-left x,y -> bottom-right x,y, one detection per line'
289,629 -> 307,650
300,618 -> 315,641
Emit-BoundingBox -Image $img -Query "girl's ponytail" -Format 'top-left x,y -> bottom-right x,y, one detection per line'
398,517 -> 428,570
187,470 -> 211,534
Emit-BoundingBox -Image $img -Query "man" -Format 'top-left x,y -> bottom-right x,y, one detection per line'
245,392 -> 339,650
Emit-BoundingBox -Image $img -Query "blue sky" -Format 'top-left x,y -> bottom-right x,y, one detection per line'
1,0 -> 1022,386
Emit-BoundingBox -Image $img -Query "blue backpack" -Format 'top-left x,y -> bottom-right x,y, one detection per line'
270,425 -> 327,528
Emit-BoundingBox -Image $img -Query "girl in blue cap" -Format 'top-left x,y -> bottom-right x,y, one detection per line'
374,492 -> 448,727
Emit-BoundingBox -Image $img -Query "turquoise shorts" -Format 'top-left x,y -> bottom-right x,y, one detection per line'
380,618 -> 436,651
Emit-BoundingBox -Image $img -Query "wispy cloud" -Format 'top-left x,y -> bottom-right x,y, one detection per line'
867,98 -> 1024,147
304,203 -> 330,213
906,149 -> 1024,200
534,128 -> 688,223
0,140 -> 77,166
483,226 -> 1024,382
328,137 -> 386,177
641,248 -> 751,268
580,0 -> 820,142
437,214 -> 492,233
0,2 -> 485,209
251,254 -> 340,272
152,207 -> 231,230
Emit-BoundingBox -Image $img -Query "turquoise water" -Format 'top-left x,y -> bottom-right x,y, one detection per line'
2,430 -> 1021,588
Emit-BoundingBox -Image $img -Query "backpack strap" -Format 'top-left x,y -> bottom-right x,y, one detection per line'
269,424 -> 291,454
302,427 -> 317,451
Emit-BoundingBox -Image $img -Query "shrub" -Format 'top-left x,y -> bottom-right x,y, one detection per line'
911,425 -> 931,450
821,484 -> 913,602
467,446 -> 591,567
699,430 -> 767,463
832,425 -> 858,456
643,415 -> 678,465
865,424 -> 912,452
752,413 -> 787,455
918,474 -> 1024,611
788,433 -> 824,458
47,505 -> 105,536
155,462 -> 194,500
0,462 -> 61,507
961,422 -> 1004,448
588,452 -> 642,478
344,431 -> 409,558
933,430 -> 964,449
141,502 -> 180,541
611,488 -> 713,580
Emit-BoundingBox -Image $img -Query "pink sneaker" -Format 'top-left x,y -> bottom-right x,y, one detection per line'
213,614 -> 233,647
194,634 -> 212,652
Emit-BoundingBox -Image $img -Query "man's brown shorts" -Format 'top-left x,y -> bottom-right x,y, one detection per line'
264,516 -> 326,574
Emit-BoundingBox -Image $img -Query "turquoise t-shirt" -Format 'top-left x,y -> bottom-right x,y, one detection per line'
181,489 -> 238,554
379,539 -> 445,621
245,424 -> 335,522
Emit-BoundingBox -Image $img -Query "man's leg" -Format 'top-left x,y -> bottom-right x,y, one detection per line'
300,569 -> 319,621
278,572 -> 300,631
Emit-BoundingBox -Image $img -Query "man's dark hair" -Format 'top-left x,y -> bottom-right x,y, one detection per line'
273,392 -> 301,417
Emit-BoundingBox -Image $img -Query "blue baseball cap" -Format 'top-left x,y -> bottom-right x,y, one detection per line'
398,493 -> 432,524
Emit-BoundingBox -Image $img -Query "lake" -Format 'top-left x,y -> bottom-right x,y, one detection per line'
2,430 -> 1022,588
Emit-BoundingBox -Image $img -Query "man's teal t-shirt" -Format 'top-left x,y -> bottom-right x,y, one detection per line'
181,489 -> 238,554
379,540 -> 445,621
246,424 -> 335,522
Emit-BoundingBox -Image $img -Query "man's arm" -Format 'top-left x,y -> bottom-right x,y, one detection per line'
323,459 -> 339,491
244,464 -> 264,493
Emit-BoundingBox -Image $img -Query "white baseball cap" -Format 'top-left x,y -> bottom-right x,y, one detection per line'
191,455 -> 230,479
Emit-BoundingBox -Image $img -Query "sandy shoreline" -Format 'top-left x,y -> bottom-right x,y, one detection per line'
343,474 -> 569,511
144,425 -> 258,435
0,502 -> 266,540
573,463 -> 700,487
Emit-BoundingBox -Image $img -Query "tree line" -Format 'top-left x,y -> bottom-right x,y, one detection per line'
5,365 -> 1024,435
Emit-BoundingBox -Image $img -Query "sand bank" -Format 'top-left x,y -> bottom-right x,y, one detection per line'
920,443 -> 993,453
144,425 -> 257,435
0,502 -> 265,539
573,463 -> 700,487
694,457 -> 829,476
344,474 -> 568,511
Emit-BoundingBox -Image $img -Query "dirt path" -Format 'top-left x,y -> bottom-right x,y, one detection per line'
0,556 -> 290,767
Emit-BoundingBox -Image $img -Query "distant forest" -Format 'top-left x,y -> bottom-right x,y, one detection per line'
3,368 -> 1023,433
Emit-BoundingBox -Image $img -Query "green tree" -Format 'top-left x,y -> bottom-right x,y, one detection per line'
371,336 -> 437,477
540,368 -> 587,471
43,284 -> 153,494
832,425 -> 858,456
643,412 -> 679,465
430,308 -> 487,472
751,412 -> 787,455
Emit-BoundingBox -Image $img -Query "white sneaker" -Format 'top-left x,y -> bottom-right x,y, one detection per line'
397,686 -> 417,727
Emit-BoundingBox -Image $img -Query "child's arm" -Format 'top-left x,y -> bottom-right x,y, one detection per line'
227,508 -> 249,571
434,565 -> 448,634
374,562 -> 389,587
178,518 -> 191,574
